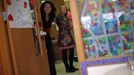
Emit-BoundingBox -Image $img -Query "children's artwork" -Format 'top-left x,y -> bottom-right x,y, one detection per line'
108,35 -> 122,56
85,48 -> 96,59
87,0 -> 100,16
104,19 -> 118,34
90,19 -> 104,36
82,28 -> 92,38
78,0 -> 134,60
121,32 -> 133,53
101,0 -> 115,13
95,37 -> 109,57
131,13 -> 134,21
81,17 -> 104,37
84,38 -> 96,58
88,0 -> 104,36
103,12 -> 114,21
130,1 -> 134,10
81,0 -> 104,36
80,0 -> 100,16
118,12 -> 131,32
81,16 -> 92,38
114,0 -> 130,12
7,0 -> 33,28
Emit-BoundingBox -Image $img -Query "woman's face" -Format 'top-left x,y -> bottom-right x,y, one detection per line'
61,5 -> 67,14
44,3 -> 51,14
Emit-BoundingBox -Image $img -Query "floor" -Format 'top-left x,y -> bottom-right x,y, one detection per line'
55,60 -> 80,75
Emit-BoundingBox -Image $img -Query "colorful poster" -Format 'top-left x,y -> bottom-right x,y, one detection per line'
90,19 -> 104,36
114,0 -> 130,12
101,0 -> 115,13
118,12 -> 131,32
108,35 -> 122,56
105,19 -> 118,34
84,38 -> 96,58
130,1 -> 134,20
121,32 -> 133,53
130,1 -> 134,10
95,37 -> 109,57
82,28 -> 92,38
7,0 -> 33,28
113,0 -> 132,32
81,0 -> 104,37
101,0 -> 119,34
87,0 -> 100,16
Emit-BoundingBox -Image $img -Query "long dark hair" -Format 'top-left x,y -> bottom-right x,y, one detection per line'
40,1 -> 56,23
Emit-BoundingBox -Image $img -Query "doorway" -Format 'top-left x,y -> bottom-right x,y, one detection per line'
39,0 -> 80,75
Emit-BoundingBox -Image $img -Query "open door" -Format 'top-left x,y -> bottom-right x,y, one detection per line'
0,0 -> 50,75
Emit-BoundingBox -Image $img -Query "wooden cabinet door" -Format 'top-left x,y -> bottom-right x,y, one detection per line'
9,28 -> 50,75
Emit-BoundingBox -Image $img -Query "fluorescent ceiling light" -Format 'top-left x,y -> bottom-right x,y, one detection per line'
42,0 -> 45,3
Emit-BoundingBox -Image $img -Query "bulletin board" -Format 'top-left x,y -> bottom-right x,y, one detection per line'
69,0 -> 134,75
79,0 -> 134,59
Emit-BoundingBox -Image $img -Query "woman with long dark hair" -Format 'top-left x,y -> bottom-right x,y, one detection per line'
40,1 -> 57,75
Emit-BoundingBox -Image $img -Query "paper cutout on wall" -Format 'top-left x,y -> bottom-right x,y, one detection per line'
101,0 -> 115,13
108,35 -> 122,56
121,32 -> 133,52
119,12 -> 131,32
114,0 -> 129,12
84,38 -> 96,58
95,37 -> 109,57
7,0 -> 33,28
8,14 -> 13,21
105,19 -> 118,34
24,1 -> 28,8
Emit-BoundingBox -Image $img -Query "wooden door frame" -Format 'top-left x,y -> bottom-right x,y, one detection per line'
0,1 -> 14,75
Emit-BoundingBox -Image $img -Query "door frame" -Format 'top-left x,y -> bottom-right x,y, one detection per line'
0,1 -> 14,75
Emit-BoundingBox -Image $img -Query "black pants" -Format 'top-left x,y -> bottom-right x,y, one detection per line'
45,35 -> 57,75
62,48 -> 74,70
47,51 -> 56,75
